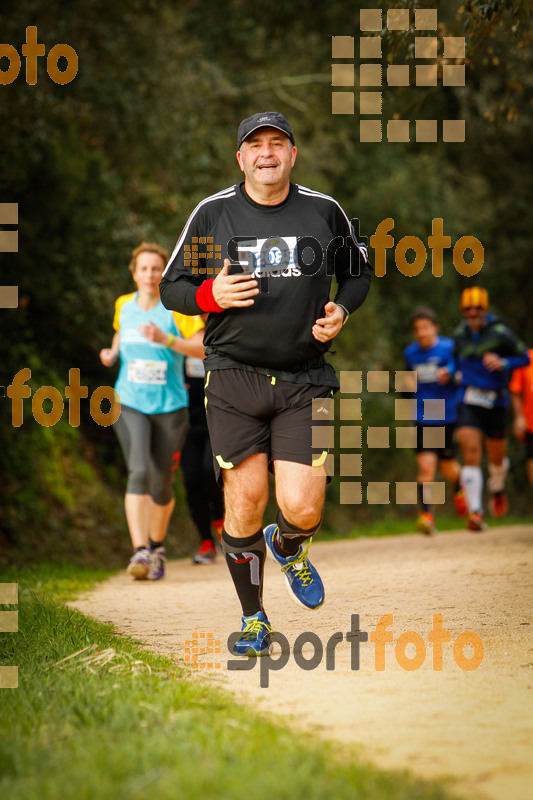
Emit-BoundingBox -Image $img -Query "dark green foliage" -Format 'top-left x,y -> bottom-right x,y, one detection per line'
1,0 -> 531,559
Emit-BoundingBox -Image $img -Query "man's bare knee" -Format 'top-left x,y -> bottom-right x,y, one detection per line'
225,484 -> 268,518
222,454 -> 269,534
281,502 -> 323,531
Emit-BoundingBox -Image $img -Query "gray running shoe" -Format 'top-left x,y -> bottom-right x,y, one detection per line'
149,546 -> 166,580
127,548 -> 151,580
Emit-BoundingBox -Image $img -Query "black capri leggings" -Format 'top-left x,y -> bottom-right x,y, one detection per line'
113,405 -> 189,505
181,425 -> 224,541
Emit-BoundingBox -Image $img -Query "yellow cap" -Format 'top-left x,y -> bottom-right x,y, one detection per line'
460,287 -> 489,310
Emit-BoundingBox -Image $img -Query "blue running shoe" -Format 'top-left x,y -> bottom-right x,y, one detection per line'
231,611 -> 273,657
264,524 -> 325,610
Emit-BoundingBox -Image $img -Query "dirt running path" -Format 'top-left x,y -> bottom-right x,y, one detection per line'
72,525 -> 533,800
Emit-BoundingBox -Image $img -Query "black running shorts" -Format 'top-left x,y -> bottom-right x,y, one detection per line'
204,368 -> 333,485
415,422 -> 456,460
456,403 -> 507,440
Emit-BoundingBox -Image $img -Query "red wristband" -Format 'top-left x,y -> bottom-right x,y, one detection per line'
195,279 -> 224,313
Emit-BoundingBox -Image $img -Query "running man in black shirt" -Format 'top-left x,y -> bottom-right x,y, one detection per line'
160,111 -> 371,655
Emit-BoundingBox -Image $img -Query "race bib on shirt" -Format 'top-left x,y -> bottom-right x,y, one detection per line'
128,359 -> 168,385
185,357 -> 206,379
464,386 -> 497,408
415,362 -> 439,383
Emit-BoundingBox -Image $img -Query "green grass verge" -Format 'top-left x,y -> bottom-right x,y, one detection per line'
0,568 -> 462,800
326,514 -> 532,540
0,563 -> 116,603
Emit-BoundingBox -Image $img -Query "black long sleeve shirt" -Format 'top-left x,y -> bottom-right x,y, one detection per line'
160,182 -> 371,386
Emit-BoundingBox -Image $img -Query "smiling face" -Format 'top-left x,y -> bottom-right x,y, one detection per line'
236,127 -> 297,202
132,251 -> 166,296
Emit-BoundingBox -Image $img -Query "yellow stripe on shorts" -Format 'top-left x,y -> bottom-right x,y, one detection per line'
215,454 -> 234,469
312,450 -> 328,467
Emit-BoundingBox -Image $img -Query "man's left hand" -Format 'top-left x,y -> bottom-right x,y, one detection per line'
483,352 -> 506,371
312,302 -> 345,343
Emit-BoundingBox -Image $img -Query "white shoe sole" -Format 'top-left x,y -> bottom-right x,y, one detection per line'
192,556 -> 216,565
283,574 -> 324,610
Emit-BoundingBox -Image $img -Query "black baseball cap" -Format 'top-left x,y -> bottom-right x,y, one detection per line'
237,111 -> 295,149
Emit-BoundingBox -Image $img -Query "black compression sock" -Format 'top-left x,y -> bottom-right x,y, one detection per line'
274,510 -> 321,556
134,546 -> 148,553
221,528 -> 266,617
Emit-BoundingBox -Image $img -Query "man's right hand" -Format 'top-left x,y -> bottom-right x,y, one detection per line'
212,259 -> 259,309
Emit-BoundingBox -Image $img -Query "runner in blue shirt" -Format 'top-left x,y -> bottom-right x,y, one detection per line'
100,242 -> 204,579
404,307 -> 466,534
449,287 -> 530,530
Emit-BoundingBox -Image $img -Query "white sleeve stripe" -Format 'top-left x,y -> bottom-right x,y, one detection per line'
163,186 -> 236,277
297,185 -> 368,263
